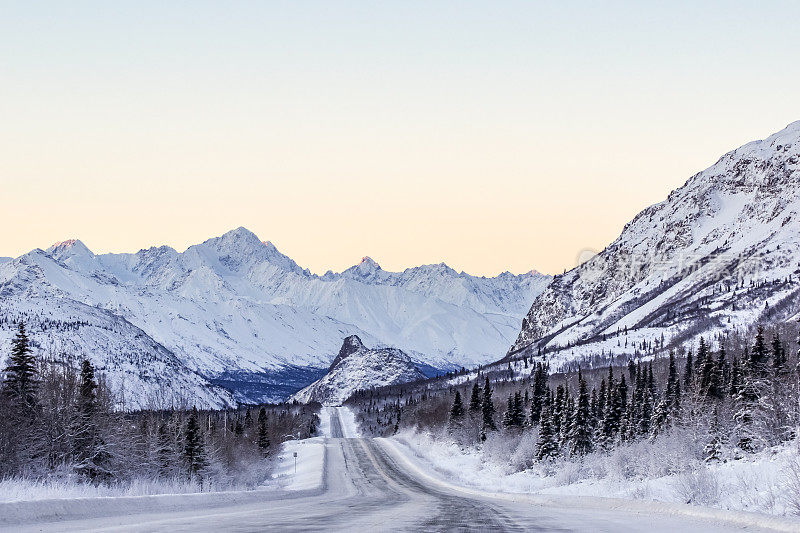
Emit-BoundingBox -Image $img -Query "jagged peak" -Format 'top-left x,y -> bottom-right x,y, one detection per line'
219,226 -> 262,244
359,256 -> 381,269
329,335 -> 366,370
47,239 -> 93,257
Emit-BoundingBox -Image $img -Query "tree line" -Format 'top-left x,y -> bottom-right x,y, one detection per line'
0,322 -> 319,488
349,323 -> 799,465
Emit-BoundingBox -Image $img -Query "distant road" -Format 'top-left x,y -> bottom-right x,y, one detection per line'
7,408 -> 791,532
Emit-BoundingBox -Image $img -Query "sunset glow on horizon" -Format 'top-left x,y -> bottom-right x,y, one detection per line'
2,2 -> 799,275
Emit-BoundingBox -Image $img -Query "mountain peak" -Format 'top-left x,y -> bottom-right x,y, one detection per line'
47,239 -> 93,258
330,335 -> 365,370
359,256 -> 380,269
221,226 -> 261,243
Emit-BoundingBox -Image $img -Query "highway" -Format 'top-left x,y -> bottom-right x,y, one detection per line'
9,408 -> 786,532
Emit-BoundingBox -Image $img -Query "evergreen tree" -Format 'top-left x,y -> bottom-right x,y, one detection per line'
481,377 -> 496,433
530,363 -> 548,424
600,376 -> 622,448
772,332 -> 787,373
650,398 -> 668,437
665,351 -> 681,413
568,371 -> 593,456
695,338 -> 708,376
596,379 -> 607,423
450,391 -> 465,421
729,354 -> 742,397
552,385 -> 565,436
751,325 -> 768,376
257,407 -> 270,454
683,349 -> 694,388
704,408 -> 724,462
513,391 -> 524,426
536,402 -> 558,460
502,394 -> 514,428
700,343 -> 724,400
2,322 -> 38,411
638,386 -> 653,436
73,359 -> 109,481
468,380 -> 482,413
184,409 -> 208,480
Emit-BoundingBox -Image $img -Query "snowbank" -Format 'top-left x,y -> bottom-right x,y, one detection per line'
266,437 -> 326,491
337,406 -> 361,438
383,432 -> 800,532
0,435 -> 327,527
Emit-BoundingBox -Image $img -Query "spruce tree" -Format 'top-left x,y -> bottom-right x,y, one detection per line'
2,322 -> 38,411
502,394 -> 514,428
530,363 -> 548,425
513,391 -> 524,427
568,372 -> 593,456
257,407 -> 270,454
536,403 -> 558,460
704,408 -> 724,462
450,391 -> 465,421
468,380 -> 482,413
729,354 -> 742,397
695,337 -> 708,376
751,325 -> 768,376
481,377 -> 496,433
552,385 -> 565,436
184,409 -> 209,480
666,351 -> 681,413
772,332 -> 786,373
73,359 -> 108,480
683,349 -> 694,388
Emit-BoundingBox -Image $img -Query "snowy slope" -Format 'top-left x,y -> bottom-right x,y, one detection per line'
0,229 -> 548,404
510,121 -> 800,365
0,297 -> 235,409
290,336 -> 426,405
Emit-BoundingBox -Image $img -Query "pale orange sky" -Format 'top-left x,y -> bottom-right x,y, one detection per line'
1,3 -> 799,275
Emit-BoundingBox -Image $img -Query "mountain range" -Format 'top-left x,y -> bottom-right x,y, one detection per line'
0,229 -> 549,407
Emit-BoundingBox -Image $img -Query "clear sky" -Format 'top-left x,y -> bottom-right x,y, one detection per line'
1,1 -> 799,275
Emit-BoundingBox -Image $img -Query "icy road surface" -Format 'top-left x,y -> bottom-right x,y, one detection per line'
4,407 -> 793,532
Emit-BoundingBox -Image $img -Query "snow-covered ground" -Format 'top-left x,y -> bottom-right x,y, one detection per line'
388,429 -> 800,520
0,432 -> 326,505
337,406 -> 361,438
266,437 -> 325,491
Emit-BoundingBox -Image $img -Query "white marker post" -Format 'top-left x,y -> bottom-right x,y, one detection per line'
293,451 -> 298,473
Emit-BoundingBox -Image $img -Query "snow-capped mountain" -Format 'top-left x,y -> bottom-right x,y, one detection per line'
0,229 -> 549,405
510,121 -> 800,366
290,335 -> 426,405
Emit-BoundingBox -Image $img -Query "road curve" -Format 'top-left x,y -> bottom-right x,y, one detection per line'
6,408 -> 785,532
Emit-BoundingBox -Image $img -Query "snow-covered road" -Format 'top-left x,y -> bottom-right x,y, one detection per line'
3,407 -> 795,532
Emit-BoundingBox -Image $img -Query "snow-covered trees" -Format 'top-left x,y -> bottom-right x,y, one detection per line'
450,390 -> 465,422
567,371 -> 593,456
257,407 -> 270,455
0,321 -> 319,489
481,377 -> 497,435
3,322 -> 38,412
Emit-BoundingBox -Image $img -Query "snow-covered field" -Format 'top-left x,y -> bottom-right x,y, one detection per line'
389,429 -> 800,519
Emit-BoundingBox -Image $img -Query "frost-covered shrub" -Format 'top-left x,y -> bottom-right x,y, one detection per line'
673,466 -> 721,506
782,449 -> 800,515
482,432 -> 522,474
508,429 -> 539,472
553,458 -> 585,486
